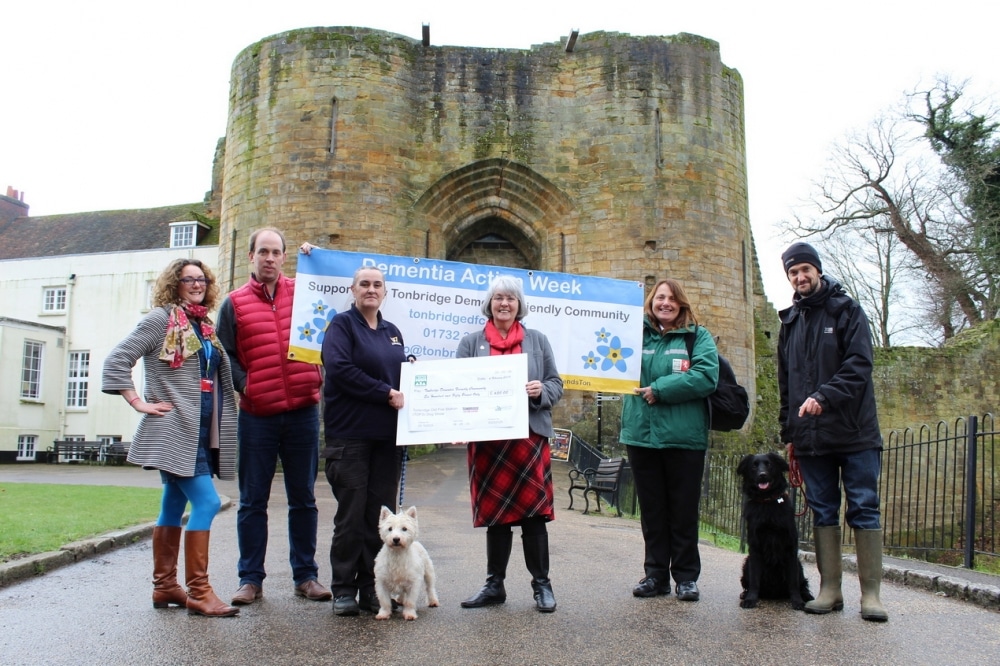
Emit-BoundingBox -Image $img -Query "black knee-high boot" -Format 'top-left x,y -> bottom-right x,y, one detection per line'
461,528 -> 512,608
523,533 -> 556,612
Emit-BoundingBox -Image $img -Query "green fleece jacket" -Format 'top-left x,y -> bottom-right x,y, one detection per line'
619,318 -> 719,450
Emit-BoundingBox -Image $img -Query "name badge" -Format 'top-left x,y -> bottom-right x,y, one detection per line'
201,378 -> 214,392
672,358 -> 690,373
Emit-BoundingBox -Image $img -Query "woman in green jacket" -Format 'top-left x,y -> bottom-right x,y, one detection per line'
620,278 -> 719,602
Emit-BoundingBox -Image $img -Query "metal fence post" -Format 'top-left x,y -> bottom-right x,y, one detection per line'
597,392 -> 603,451
964,415 -> 978,570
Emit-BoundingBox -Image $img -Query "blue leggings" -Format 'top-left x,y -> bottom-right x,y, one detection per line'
157,474 -> 222,531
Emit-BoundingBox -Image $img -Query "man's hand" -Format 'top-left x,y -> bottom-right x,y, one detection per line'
798,396 -> 823,417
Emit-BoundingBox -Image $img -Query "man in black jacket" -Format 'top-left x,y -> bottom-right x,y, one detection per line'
777,242 -> 888,622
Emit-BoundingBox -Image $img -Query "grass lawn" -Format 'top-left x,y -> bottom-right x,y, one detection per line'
0,483 -> 161,562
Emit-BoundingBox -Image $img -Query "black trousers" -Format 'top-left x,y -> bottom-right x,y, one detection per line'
626,445 -> 706,585
324,438 -> 402,597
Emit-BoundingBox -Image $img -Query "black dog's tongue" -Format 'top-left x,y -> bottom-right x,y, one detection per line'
758,482 -> 771,491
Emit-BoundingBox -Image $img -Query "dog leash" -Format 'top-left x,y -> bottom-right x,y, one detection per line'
398,449 -> 408,507
787,448 -> 809,517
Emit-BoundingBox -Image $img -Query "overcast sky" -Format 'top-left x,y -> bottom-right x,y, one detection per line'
2,0 -> 997,305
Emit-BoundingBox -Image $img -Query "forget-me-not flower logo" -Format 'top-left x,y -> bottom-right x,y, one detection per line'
298,322 -> 317,342
597,335 -> 634,373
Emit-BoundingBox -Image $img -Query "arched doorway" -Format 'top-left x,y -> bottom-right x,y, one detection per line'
410,158 -> 574,271
448,221 -> 535,269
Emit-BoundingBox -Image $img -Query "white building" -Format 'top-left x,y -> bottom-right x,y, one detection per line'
0,189 -> 217,463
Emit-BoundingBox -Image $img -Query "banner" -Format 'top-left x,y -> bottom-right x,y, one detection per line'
289,249 -> 644,393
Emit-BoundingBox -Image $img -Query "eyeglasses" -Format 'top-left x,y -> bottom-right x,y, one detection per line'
179,277 -> 210,285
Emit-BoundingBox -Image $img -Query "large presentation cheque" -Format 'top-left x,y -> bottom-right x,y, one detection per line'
396,355 -> 529,446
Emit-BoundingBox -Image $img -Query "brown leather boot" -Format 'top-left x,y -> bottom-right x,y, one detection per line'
184,530 -> 239,617
152,525 -> 188,608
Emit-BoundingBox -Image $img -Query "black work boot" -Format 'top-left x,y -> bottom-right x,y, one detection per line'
523,533 -> 556,612
461,528 -> 512,608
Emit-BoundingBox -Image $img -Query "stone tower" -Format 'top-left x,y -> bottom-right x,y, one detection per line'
217,27 -> 757,406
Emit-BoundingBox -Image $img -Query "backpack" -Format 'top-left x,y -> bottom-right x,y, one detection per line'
684,327 -> 750,432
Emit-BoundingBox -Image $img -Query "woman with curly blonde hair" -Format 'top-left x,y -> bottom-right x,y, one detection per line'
103,258 -> 238,617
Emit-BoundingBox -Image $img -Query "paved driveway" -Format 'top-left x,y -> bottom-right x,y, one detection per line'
1,447 -> 998,665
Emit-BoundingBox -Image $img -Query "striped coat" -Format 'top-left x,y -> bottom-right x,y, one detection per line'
102,306 -> 237,479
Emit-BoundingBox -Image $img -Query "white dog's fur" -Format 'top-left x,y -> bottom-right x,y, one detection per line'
374,505 -> 439,620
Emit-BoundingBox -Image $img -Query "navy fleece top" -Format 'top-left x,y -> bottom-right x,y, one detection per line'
321,304 -> 407,441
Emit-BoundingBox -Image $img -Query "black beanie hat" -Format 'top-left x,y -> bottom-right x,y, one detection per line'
781,242 -> 822,275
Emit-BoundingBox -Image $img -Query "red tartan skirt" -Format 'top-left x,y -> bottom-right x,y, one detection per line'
467,431 -> 555,528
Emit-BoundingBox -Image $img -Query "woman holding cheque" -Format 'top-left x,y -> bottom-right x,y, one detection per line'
456,275 -> 564,613
321,265 -> 408,616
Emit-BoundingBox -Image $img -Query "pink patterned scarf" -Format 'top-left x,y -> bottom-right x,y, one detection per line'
159,304 -> 219,369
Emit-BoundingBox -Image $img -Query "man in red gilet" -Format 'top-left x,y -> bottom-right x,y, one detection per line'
217,227 -> 331,605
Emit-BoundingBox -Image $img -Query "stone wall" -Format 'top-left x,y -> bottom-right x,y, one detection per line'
874,320 -> 1000,432
216,27 -> 759,404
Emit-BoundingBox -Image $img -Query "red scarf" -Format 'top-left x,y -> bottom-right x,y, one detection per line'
484,319 -> 524,355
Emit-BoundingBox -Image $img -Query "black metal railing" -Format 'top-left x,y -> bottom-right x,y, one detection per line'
879,413 -> 997,568
562,413 -> 998,570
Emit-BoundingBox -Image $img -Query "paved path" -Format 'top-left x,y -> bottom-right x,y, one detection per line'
1,447 -> 998,665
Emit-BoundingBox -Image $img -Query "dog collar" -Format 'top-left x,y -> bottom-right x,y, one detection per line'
750,491 -> 789,504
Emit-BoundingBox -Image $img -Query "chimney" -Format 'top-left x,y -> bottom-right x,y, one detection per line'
1,186 -> 30,223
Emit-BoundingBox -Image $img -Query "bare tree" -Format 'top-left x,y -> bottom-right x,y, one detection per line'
819,227 -> 923,347
789,80 -> 999,341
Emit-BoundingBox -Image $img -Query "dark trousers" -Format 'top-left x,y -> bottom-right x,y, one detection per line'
324,438 -> 402,597
626,445 -> 706,585
796,447 -> 882,529
236,405 -> 320,587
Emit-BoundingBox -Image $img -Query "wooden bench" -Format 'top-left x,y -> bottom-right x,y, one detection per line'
48,441 -> 100,464
104,442 -> 130,465
567,457 -> 626,516
47,441 -> 130,464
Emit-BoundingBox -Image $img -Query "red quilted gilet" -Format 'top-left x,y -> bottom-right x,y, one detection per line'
229,274 -> 322,416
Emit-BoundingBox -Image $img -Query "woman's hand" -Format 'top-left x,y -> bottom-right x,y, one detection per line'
634,386 -> 656,405
135,400 -> 174,416
299,242 -> 315,255
526,380 -> 543,399
388,389 -> 404,410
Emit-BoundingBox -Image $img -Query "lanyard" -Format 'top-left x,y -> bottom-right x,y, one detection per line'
193,326 -> 214,379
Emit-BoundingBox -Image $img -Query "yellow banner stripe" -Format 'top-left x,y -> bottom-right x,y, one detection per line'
561,374 -> 638,394
288,345 -> 322,365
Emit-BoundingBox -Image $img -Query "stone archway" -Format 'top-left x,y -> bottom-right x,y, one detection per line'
411,158 -> 575,270
449,224 -> 533,269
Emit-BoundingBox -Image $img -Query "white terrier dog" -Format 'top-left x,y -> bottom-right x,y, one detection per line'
374,505 -> 439,620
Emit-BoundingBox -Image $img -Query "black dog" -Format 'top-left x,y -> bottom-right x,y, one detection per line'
736,452 -> 813,610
